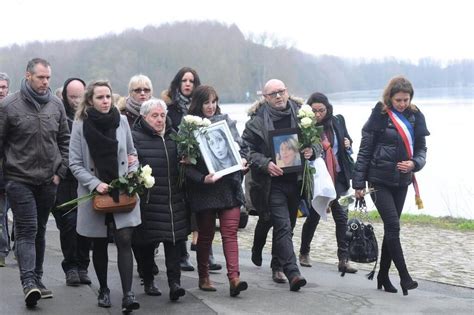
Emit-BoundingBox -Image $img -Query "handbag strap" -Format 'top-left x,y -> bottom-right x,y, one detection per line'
354,197 -> 371,224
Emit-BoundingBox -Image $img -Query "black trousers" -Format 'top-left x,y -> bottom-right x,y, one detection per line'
138,240 -> 182,286
52,210 -> 91,273
53,178 -> 91,273
300,174 -> 349,260
268,180 -> 300,280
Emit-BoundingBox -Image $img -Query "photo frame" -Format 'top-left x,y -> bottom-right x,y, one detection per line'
269,128 -> 303,174
195,120 -> 242,177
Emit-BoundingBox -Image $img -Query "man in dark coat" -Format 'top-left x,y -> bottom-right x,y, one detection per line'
242,79 -> 313,292
0,58 -> 69,307
52,78 -> 92,287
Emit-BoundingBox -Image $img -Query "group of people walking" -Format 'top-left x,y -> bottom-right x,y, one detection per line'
0,57 -> 429,312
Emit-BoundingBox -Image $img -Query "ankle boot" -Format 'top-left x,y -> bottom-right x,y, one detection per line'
229,278 -> 248,297
97,287 -> 111,308
199,277 -> 216,292
144,280 -> 162,296
169,283 -> 186,301
387,237 -> 418,296
377,238 -> 397,293
122,291 -> 140,312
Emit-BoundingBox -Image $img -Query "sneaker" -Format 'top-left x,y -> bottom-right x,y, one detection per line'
66,270 -> 81,286
78,270 -> 92,285
37,279 -> 53,299
98,287 -> 111,308
23,282 -> 41,307
0,256 -> 5,267
180,255 -> 195,272
122,291 -> 140,312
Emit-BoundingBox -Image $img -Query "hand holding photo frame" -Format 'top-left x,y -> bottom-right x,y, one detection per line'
195,120 -> 243,177
269,128 -> 303,174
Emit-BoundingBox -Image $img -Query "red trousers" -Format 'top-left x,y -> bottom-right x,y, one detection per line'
196,207 -> 240,280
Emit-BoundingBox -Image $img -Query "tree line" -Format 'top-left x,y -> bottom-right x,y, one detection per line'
0,21 -> 472,102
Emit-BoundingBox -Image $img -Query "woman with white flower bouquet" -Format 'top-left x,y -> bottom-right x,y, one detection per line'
131,98 -> 188,301
298,92 -> 358,275
69,80 -> 141,312
185,85 -> 249,297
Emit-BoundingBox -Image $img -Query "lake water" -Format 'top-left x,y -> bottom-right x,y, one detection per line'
221,87 -> 474,219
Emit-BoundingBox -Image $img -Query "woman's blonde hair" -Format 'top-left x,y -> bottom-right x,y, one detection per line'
128,74 -> 153,95
75,80 -> 114,120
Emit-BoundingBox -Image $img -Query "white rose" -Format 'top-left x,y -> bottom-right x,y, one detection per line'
183,115 -> 193,123
143,175 -> 155,188
141,165 -> 153,177
202,118 -> 211,127
300,117 -> 313,128
299,105 -> 315,118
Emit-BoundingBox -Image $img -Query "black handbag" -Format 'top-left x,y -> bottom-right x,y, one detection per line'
344,197 -> 378,278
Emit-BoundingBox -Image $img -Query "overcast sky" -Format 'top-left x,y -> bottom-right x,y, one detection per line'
2,0 -> 473,63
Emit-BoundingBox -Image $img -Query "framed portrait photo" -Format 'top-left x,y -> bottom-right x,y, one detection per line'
269,128 -> 303,174
195,120 -> 242,177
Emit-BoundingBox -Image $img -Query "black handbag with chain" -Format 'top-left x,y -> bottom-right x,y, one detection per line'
344,197 -> 378,278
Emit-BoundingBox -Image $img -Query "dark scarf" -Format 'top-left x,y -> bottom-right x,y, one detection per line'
83,107 -> 121,188
262,101 -> 297,131
20,78 -> 52,109
174,89 -> 191,114
125,97 -> 142,119
62,77 -> 86,124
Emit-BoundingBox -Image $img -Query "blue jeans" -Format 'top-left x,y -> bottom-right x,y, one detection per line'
6,180 -> 57,285
0,194 -> 9,258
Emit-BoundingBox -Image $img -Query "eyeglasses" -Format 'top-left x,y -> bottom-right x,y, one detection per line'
313,108 -> 327,114
132,88 -> 151,94
264,89 -> 287,99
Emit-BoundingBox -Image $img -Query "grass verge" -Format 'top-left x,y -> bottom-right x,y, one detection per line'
348,211 -> 474,231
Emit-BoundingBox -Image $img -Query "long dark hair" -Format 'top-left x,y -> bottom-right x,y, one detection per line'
307,92 -> 334,143
168,67 -> 201,103
188,85 -> 221,118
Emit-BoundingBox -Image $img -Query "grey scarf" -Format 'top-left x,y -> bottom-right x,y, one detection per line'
176,89 -> 191,114
125,97 -> 142,117
20,78 -> 52,108
262,101 -> 297,131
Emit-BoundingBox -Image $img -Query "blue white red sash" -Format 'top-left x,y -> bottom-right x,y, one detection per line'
387,109 -> 423,209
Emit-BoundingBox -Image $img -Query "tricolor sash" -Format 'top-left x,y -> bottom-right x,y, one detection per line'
387,109 -> 423,209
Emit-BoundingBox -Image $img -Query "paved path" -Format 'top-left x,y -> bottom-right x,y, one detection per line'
0,216 -> 472,314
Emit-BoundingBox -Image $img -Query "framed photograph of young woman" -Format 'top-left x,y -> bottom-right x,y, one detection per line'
269,128 -> 303,174
196,120 -> 242,177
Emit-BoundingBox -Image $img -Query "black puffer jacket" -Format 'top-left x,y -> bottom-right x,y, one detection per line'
352,102 -> 430,189
132,117 -> 187,244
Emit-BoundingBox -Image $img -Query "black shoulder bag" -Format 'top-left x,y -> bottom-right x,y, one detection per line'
344,197 -> 378,279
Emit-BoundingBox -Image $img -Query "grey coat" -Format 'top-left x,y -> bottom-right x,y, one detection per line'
69,115 -> 141,238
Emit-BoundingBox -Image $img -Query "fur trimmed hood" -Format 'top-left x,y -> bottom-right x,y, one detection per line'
247,95 -> 304,116
160,89 -> 172,106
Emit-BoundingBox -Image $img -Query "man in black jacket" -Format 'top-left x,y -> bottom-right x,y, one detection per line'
0,58 -> 69,307
242,79 -> 313,291
52,78 -> 92,287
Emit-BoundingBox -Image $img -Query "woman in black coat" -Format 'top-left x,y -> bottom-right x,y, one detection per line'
353,76 -> 430,296
298,92 -> 357,274
131,98 -> 187,301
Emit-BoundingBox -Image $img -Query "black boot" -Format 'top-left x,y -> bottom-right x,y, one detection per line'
144,279 -> 162,296
122,291 -> 140,312
97,287 -> 111,308
179,241 -> 195,271
169,282 -> 186,301
377,238 -> 397,293
387,238 -> 418,296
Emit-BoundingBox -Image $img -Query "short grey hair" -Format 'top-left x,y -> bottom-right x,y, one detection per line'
26,58 -> 50,74
0,72 -> 10,86
140,98 -> 167,116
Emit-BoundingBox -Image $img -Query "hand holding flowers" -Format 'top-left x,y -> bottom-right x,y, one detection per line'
55,164 -> 155,214
171,115 -> 211,187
